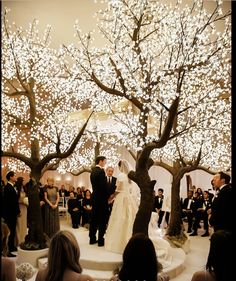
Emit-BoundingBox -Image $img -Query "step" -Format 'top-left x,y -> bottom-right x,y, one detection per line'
38,228 -> 186,280
83,269 -> 114,281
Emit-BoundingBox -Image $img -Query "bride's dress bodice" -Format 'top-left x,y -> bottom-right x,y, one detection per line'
116,173 -> 132,193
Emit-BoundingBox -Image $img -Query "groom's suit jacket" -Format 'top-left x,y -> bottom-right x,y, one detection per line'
90,166 -> 109,209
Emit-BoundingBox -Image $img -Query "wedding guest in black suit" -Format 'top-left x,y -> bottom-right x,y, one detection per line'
38,182 -> 46,231
154,188 -> 164,228
209,171 -> 232,232
89,156 -> 109,246
106,166 -> 117,221
2,171 -> 20,256
182,190 -> 196,233
190,191 -> 212,237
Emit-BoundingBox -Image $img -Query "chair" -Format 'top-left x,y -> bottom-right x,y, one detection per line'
58,197 -> 67,217
64,196 -> 70,221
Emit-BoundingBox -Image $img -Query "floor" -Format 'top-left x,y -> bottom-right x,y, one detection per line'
13,217 -> 210,281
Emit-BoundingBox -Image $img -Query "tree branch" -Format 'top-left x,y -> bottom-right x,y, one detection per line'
1,151 -> 33,168
70,167 -> 92,176
38,112 -> 93,170
91,72 -> 143,110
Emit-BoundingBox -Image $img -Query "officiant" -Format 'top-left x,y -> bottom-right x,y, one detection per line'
106,166 -> 117,222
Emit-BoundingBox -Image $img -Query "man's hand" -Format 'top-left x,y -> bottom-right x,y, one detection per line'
108,194 -> 115,204
40,201 -> 45,207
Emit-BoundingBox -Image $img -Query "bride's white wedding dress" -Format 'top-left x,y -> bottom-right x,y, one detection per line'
105,171 -> 172,268
105,172 -> 137,254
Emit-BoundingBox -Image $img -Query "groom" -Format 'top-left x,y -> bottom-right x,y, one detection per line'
89,155 -> 109,246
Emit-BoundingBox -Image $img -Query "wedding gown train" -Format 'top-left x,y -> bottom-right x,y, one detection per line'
105,172 -> 172,268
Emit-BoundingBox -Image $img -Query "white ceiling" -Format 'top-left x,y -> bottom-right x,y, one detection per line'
2,0 -> 231,49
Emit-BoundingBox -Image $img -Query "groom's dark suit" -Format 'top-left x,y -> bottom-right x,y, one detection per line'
89,165 -> 109,246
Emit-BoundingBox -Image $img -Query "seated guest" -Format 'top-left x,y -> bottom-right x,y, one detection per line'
82,190 -> 92,227
110,233 -> 169,281
191,230 -> 232,281
1,220 -> 16,281
67,192 -> 81,228
35,230 -> 94,281
190,191 -> 212,237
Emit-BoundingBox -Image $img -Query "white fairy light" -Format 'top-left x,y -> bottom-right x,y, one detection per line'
2,1 -> 231,174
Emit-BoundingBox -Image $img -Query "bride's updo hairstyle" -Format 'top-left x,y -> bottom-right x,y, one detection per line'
118,159 -> 133,183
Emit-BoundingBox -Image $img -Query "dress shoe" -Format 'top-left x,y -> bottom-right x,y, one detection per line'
190,232 -> 198,236
98,239 -> 104,247
187,229 -> 192,233
201,232 -> 209,237
89,239 -> 98,245
7,252 -> 16,257
9,246 -> 17,252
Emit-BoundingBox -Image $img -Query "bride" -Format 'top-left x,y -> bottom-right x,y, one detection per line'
105,159 -> 172,268
105,159 -> 138,254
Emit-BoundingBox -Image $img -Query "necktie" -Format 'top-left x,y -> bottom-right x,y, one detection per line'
109,177 -> 111,184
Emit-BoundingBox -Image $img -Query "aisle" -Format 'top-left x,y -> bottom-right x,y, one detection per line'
170,226 -> 210,281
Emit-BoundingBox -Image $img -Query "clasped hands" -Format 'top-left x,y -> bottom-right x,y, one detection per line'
108,194 -> 115,204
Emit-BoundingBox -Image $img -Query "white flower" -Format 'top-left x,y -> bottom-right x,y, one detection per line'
16,263 -> 36,280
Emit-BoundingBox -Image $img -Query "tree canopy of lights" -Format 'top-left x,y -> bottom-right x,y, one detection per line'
1,8 -> 95,179
63,0 -> 230,148
1,0 -> 231,238
62,0 -> 231,235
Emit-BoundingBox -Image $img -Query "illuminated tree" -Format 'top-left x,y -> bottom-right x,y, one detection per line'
151,113 -> 231,242
58,112 -> 123,175
1,9 -> 92,249
64,0 -> 231,236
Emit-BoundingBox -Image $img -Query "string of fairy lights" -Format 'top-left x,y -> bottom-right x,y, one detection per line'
1,0 -> 231,175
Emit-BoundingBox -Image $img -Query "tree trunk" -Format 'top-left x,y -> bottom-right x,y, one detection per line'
132,177 -> 156,236
21,168 -> 48,250
167,177 -> 183,236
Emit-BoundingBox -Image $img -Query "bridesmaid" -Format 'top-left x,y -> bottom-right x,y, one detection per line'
44,177 -> 60,238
